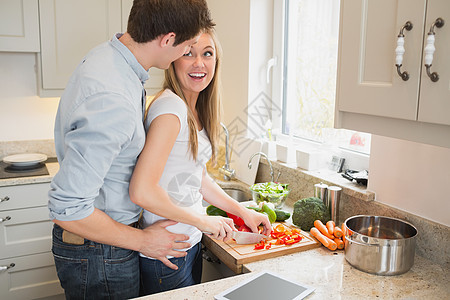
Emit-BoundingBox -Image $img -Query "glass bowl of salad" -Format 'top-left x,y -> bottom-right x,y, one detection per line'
249,182 -> 290,208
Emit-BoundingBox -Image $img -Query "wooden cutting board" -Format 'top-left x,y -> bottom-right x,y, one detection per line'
202,222 -> 321,274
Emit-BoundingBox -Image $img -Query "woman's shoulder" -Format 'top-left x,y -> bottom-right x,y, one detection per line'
146,89 -> 188,129
149,89 -> 187,114
154,89 -> 184,104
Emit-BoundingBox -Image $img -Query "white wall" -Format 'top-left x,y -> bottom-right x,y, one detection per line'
0,52 -> 58,141
369,135 -> 450,226
207,0 -> 251,133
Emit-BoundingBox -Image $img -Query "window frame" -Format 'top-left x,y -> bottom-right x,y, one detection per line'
270,0 -> 370,171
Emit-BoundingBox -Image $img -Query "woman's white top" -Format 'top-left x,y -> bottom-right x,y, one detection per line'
140,89 -> 212,258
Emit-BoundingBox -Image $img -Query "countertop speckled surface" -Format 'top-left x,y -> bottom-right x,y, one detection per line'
136,247 -> 449,300
0,161 -> 58,187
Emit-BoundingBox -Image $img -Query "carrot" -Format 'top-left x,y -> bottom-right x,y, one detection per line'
333,226 -> 343,238
326,220 -> 335,236
310,227 -> 330,247
340,223 -> 347,243
334,237 -> 344,250
311,227 -> 337,250
314,220 -> 334,239
326,241 -> 338,251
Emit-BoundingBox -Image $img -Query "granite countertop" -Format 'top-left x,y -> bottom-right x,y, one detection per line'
137,239 -> 448,300
0,160 -> 59,187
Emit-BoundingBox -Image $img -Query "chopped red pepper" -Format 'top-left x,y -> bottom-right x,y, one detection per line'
251,224 -> 303,250
284,238 -> 297,245
267,223 -> 303,246
254,241 -> 265,250
274,224 -> 285,233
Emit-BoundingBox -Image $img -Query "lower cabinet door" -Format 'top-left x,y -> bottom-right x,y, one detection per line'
0,206 -> 53,259
0,252 -> 63,299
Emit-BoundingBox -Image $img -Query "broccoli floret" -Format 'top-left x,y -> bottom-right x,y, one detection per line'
292,197 -> 331,231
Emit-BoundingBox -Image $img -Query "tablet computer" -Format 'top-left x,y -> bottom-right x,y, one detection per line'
214,270 -> 315,300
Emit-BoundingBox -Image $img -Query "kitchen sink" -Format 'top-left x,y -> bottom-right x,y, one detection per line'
202,187 -> 252,207
222,188 -> 252,202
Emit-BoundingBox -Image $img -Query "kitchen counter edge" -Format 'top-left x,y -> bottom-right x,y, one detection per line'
0,161 -> 59,187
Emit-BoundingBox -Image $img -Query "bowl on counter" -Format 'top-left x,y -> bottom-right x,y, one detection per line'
249,182 -> 290,208
343,215 -> 418,276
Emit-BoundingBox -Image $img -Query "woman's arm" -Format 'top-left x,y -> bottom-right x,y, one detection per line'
129,114 -> 234,241
200,171 -> 272,235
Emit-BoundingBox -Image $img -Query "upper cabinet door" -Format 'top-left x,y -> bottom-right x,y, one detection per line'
337,0 -> 426,121
0,0 -> 40,52
417,0 -> 450,126
336,0 -> 450,147
39,0 -> 121,91
121,0 -> 132,32
121,0 -> 164,95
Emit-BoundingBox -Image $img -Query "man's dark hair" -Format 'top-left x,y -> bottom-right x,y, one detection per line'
127,0 -> 215,45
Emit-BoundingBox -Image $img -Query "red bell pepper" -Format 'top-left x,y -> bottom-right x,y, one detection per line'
226,213 -> 245,227
238,224 -> 252,232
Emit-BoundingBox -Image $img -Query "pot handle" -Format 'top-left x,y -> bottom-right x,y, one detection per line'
346,234 -> 379,247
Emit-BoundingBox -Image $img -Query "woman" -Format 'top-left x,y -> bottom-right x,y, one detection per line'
129,29 -> 271,295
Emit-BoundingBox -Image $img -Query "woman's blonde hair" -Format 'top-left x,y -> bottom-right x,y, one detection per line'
153,28 -> 223,163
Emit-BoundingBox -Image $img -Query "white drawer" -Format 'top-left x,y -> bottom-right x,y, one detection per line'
0,206 -> 53,259
0,252 -> 63,300
0,183 -> 50,211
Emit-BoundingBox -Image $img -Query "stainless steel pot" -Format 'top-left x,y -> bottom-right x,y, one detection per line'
343,215 -> 417,276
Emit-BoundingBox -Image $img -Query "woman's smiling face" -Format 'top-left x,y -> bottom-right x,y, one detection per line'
173,33 -> 216,98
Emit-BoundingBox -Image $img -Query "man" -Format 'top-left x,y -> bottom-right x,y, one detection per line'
48,0 -> 214,298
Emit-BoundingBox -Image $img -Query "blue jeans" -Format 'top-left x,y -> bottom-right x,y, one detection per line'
52,224 -> 139,300
139,242 -> 203,295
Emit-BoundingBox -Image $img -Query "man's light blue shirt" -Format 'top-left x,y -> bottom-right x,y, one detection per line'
48,33 -> 148,224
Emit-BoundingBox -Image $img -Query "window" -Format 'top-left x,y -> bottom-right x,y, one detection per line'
272,0 -> 371,157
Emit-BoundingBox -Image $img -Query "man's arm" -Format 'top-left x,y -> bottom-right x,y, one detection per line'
50,94 -> 189,270
54,208 -> 190,270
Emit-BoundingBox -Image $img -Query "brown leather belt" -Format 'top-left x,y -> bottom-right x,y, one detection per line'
62,221 -> 139,245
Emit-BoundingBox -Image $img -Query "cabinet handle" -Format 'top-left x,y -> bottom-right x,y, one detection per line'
0,216 -> 11,223
0,196 -> 9,203
424,18 -> 444,82
0,263 -> 15,271
395,21 -> 413,81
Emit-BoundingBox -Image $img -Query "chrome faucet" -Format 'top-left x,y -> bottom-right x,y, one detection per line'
248,151 -> 274,182
219,122 -> 235,181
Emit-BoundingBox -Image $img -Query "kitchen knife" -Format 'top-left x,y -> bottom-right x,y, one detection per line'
232,231 -> 267,244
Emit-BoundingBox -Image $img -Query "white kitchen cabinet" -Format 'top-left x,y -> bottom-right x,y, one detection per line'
38,0 -> 163,97
0,183 -> 63,299
38,0 -> 122,95
0,0 -> 40,52
121,0 -> 132,32
335,0 -> 450,148
0,253 -> 62,300
121,0 -> 165,95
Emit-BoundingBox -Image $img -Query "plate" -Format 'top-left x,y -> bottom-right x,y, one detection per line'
3,153 -> 48,167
